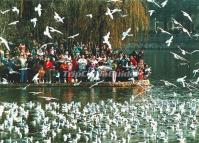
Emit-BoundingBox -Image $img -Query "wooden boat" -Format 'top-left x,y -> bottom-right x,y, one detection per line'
0,80 -> 150,88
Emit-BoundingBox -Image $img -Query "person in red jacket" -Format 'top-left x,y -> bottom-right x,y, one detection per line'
59,60 -> 68,83
44,57 -> 54,83
130,55 -> 137,68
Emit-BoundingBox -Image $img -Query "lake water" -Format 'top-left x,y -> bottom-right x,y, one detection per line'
1,49 -> 199,143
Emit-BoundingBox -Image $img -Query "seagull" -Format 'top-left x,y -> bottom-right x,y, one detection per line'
1,78 -> 8,84
161,0 -> 168,7
17,84 -> 31,90
38,96 -> 58,101
0,9 -> 10,14
54,12 -> 64,23
148,10 -> 155,16
8,21 -> 19,25
105,7 -> 114,20
74,81 -> 82,86
40,43 -> 53,49
49,27 -> 63,35
120,14 -> 128,17
165,36 -> 173,46
35,3 -> 42,17
9,68 -> 19,74
0,37 -> 10,51
32,73 -> 39,84
103,32 -> 112,49
191,50 -> 199,54
12,7 -> 19,15
68,33 -> 79,39
172,18 -> 183,28
157,27 -> 172,35
86,14 -> 93,18
44,26 -> 52,39
170,52 -> 189,62
108,0 -> 122,2
147,0 -> 161,8
122,28 -> 133,40
193,69 -> 199,77
181,10 -> 192,22
177,46 -> 191,55
176,76 -> 187,87
181,27 -> 191,38
111,8 -> 122,14
89,80 -> 104,88
30,18 -> 37,28
179,62 -> 189,68
192,33 -> 199,40
160,80 -> 178,88
29,92 -> 43,95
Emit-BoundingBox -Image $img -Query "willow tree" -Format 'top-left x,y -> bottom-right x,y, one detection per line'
0,0 -> 149,49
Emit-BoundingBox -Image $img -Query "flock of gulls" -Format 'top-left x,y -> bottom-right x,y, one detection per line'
1,0 -> 199,143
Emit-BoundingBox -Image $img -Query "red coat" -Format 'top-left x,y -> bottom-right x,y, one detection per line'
45,61 -> 53,70
130,57 -> 138,68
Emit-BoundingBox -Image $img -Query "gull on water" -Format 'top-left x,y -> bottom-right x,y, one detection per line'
49,27 -> 63,35
0,37 -> 10,51
165,36 -> 173,46
30,18 -> 37,28
35,3 -> 42,17
122,28 -> 133,40
181,10 -> 192,22
170,52 -> 189,62
68,33 -> 79,39
44,26 -> 52,39
54,12 -> 64,23
161,0 -> 168,7
12,7 -> 19,15
103,32 -> 112,49
8,21 -> 19,25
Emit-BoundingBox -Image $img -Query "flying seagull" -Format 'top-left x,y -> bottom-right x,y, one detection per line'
172,18 -> 183,28
111,8 -> 122,14
40,43 -> 53,49
54,12 -> 64,23
12,7 -> 19,15
68,33 -> 79,39
176,76 -> 187,87
29,92 -> 43,95
105,7 -> 114,20
193,69 -> 199,77
8,21 -> 19,25
148,10 -> 155,16
161,0 -> 168,7
122,28 -> 133,40
38,96 -> 58,101
35,3 -> 42,17
86,14 -> 93,19
44,26 -> 52,39
103,32 -> 112,49
147,0 -> 161,8
177,46 -> 191,55
49,27 -> 63,35
0,9 -> 10,14
30,18 -> 37,28
0,37 -> 10,51
181,10 -> 192,22
165,36 -> 173,46
170,52 -> 189,62
157,27 -> 172,35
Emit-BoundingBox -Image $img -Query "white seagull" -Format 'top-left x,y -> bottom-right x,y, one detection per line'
8,21 -> 19,25
170,52 -> 189,62
160,80 -> 178,88
172,18 -> 183,27
103,32 -> 112,49
181,10 -> 192,22
12,7 -> 19,15
0,37 -> 10,51
177,46 -> 191,55
148,10 -> 155,16
111,8 -> 122,14
54,12 -> 64,23
30,18 -> 37,28
147,0 -> 161,8
0,9 -> 10,14
157,27 -> 172,35
181,27 -> 191,38
161,0 -> 168,7
68,33 -> 79,39
176,76 -> 187,87
165,36 -> 173,46
49,27 -> 63,35
86,14 -> 93,19
193,69 -> 199,77
108,0 -> 122,2
105,7 -> 114,20
44,26 -> 52,39
35,3 -> 42,17
122,28 -> 133,40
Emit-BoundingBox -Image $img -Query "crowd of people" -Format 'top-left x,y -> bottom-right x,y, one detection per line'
0,40 -> 151,84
